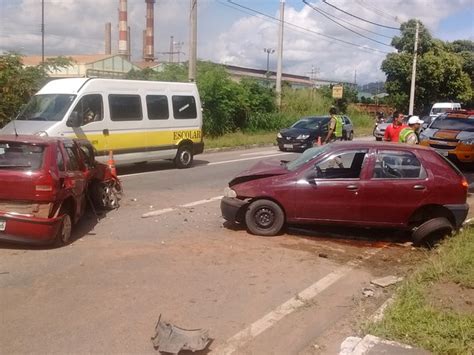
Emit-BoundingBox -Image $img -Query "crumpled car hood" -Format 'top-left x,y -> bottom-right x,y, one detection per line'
229,159 -> 288,186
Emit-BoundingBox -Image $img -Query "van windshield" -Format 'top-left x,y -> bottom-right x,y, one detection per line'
17,94 -> 76,121
431,107 -> 452,115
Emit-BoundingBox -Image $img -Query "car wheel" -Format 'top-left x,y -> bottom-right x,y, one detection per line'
174,145 -> 193,169
245,199 -> 285,236
54,209 -> 72,247
412,217 -> 453,247
91,182 -> 118,209
375,137 -> 382,141
348,131 -> 354,141
279,146 -> 287,152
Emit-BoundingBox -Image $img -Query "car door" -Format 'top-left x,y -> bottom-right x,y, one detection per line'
61,143 -> 87,222
361,149 -> 429,226
293,149 -> 368,223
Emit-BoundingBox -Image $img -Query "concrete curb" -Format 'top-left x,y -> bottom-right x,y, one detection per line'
339,335 -> 430,355
204,142 -> 276,154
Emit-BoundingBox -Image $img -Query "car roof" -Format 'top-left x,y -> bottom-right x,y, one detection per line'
0,134 -> 75,145
328,141 -> 433,152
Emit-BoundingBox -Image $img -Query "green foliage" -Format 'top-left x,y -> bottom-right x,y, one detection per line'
0,53 -> 73,126
382,20 -> 473,112
318,84 -> 359,113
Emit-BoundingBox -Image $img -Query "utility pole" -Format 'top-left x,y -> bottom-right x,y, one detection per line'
408,21 -> 419,115
41,0 -> 44,65
276,0 -> 285,109
188,0 -> 197,82
169,35 -> 174,63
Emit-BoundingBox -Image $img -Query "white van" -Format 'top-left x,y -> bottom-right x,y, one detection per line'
1,78 -> 204,168
429,102 -> 461,118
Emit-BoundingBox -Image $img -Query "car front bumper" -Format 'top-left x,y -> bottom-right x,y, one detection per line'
0,212 -> 63,245
444,203 -> 470,229
276,138 -> 314,151
220,197 -> 248,223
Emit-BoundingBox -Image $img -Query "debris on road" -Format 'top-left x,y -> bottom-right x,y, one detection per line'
370,276 -> 403,288
151,315 -> 210,354
362,287 -> 375,298
318,252 -> 328,258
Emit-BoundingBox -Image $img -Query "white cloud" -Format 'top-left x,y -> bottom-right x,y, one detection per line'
0,0 -> 472,84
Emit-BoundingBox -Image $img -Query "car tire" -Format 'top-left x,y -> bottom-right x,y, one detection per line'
54,209 -> 72,247
91,181 -> 119,210
348,131 -> 354,141
375,137 -> 382,141
245,199 -> 285,236
279,146 -> 287,152
412,217 -> 453,247
174,145 -> 193,169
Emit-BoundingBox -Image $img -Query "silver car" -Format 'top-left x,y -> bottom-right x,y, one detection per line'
373,116 -> 393,141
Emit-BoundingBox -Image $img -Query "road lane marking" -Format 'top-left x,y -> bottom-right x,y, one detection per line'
212,248 -> 381,354
141,196 -> 223,218
119,152 -> 292,177
207,152 -> 290,166
240,150 -> 281,156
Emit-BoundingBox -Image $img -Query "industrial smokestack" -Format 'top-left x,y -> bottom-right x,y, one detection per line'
144,0 -> 155,62
118,0 -> 128,57
105,22 -> 112,55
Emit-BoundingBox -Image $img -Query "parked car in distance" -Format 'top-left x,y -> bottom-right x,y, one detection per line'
221,142 -> 469,245
419,110 -> 474,165
276,115 -> 354,152
0,135 -> 119,246
373,116 -> 392,141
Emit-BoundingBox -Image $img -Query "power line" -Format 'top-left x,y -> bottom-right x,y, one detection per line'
355,0 -> 401,24
303,1 -> 393,39
322,0 -> 400,30
222,0 -> 391,55
302,0 -> 392,47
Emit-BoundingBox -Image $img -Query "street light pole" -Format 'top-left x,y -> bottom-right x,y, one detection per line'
41,0 -> 44,65
264,48 -> 275,85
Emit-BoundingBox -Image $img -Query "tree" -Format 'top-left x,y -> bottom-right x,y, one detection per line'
381,20 -> 473,112
0,53 -> 73,126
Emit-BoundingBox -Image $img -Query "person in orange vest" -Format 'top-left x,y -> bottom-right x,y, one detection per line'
399,116 -> 424,144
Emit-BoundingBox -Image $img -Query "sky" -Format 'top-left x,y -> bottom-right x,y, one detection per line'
1,0 -> 473,84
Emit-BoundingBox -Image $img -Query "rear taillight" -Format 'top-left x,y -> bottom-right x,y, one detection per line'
461,177 -> 469,190
35,172 -> 57,194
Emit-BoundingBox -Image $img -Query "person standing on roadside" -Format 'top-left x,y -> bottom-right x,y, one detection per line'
323,106 -> 344,144
384,111 -> 407,142
399,116 -> 424,144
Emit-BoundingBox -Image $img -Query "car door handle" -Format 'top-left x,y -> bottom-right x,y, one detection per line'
346,185 -> 358,191
413,185 -> 426,190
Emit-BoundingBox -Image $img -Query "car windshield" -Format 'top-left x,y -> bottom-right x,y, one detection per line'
430,115 -> 474,131
291,117 -> 329,130
0,142 -> 45,170
286,145 -> 330,171
432,107 -> 451,115
17,94 -> 76,121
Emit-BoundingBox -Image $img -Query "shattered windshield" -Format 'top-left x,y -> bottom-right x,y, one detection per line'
17,94 -> 76,121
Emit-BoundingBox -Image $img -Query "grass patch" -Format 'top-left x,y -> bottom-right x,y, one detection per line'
366,228 -> 474,354
204,130 -> 277,149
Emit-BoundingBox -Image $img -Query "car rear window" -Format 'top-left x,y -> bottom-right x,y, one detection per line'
430,115 -> 474,131
0,142 -> 45,170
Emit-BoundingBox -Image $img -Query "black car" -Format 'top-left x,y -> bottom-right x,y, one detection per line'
276,115 -> 354,152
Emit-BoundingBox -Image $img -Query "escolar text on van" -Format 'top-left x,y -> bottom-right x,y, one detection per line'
1,78 -> 204,168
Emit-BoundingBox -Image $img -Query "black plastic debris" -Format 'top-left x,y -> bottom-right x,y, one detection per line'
151,315 -> 210,354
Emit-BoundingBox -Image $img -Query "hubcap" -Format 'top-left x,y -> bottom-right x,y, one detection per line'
255,207 -> 274,228
180,151 -> 191,165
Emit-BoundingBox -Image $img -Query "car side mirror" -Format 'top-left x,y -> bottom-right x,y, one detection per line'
66,112 -> 83,127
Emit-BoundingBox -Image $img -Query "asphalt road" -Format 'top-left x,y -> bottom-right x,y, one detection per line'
0,145 -> 472,354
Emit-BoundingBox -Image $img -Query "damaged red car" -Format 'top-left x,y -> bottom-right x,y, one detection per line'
0,135 -> 120,246
221,142 -> 469,245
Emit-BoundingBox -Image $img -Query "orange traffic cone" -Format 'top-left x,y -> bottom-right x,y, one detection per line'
107,150 -> 117,177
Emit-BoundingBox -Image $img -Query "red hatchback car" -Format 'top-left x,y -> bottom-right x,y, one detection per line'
221,142 -> 469,244
0,135 -> 92,246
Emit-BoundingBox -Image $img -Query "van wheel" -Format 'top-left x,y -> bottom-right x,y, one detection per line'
245,199 -> 284,236
412,217 -> 453,247
175,145 -> 193,169
54,209 -> 72,247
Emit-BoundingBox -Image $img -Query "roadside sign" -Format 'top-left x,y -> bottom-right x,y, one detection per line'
332,85 -> 343,99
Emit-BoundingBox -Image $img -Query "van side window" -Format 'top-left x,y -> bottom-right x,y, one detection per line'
71,94 -> 103,125
146,95 -> 169,120
172,95 -> 197,119
109,94 -> 143,121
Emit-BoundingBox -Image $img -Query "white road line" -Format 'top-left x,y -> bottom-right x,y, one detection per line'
207,152 -> 290,166
240,150 -> 281,156
119,152 -> 292,177
141,196 -> 223,218
212,248 -> 381,355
